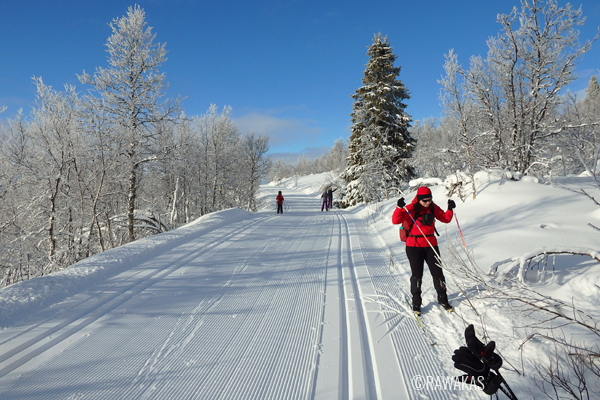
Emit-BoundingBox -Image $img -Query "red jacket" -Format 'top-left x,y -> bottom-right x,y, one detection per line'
276,194 -> 284,205
392,196 -> 453,247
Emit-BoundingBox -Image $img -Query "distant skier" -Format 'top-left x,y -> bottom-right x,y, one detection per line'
327,187 -> 336,210
321,191 -> 328,211
392,186 -> 456,314
276,191 -> 284,214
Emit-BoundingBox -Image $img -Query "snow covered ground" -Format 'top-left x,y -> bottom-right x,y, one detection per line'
0,170 -> 598,399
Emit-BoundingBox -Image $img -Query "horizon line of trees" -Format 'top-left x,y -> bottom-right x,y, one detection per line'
266,138 -> 349,183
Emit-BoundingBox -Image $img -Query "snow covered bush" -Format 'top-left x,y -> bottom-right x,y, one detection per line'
443,239 -> 600,399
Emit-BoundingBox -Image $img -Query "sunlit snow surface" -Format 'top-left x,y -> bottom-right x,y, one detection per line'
0,170 -> 598,399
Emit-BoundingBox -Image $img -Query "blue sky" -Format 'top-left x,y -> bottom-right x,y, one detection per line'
1,1 -> 599,161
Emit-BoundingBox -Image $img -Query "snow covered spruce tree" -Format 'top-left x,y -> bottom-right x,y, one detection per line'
340,33 -> 415,207
583,76 -> 600,116
79,5 -> 181,242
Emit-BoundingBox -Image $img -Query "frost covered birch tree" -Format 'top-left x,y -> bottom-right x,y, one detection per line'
22,80 -> 88,271
557,77 -> 600,180
78,5 -> 181,242
438,51 -> 479,198
437,0 -> 597,178
0,7 -> 270,288
0,79 -> 106,283
242,133 -> 271,212
410,118 -> 460,179
493,0 -> 595,174
193,105 -> 242,214
340,33 -> 415,207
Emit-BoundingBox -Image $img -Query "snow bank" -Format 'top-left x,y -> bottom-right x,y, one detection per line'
0,208 -> 255,327
491,246 -> 600,282
408,177 -> 443,189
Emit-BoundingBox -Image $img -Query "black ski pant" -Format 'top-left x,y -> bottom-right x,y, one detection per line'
406,245 -> 448,307
277,204 -> 283,214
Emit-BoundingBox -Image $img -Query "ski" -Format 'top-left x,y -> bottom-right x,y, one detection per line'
404,295 -> 436,346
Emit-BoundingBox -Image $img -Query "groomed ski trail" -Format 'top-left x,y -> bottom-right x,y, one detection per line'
0,185 -> 463,399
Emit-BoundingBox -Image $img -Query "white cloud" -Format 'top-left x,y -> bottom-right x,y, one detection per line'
234,111 -> 321,147
268,146 -> 331,163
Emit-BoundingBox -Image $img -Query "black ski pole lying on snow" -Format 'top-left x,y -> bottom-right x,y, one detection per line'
452,324 -> 519,400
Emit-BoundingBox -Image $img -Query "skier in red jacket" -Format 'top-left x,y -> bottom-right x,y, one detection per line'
276,191 -> 284,214
392,186 -> 456,314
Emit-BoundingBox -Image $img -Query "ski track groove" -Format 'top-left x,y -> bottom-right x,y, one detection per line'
134,219 -> 294,400
312,212 -> 381,400
307,212 -> 336,400
337,213 -> 351,400
342,214 -> 380,400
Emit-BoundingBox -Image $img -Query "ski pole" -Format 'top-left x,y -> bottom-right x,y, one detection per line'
453,212 -> 477,272
495,371 -> 519,400
454,213 -> 467,249
474,345 -> 519,400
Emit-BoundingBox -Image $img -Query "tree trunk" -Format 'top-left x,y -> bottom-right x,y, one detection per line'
48,177 -> 61,261
128,161 -> 137,243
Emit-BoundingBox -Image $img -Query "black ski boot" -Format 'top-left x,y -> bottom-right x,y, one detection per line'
437,292 -> 453,311
439,300 -> 453,311
412,303 -> 421,315
410,277 -> 422,315
435,278 -> 453,311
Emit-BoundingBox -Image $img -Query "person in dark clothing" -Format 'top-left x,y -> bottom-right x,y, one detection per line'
321,191 -> 328,211
276,191 -> 284,214
391,186 -> 456,314
327,188 -> 336,210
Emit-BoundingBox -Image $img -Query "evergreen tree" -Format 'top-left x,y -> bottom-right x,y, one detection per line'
340,33 -> 415,207
583,76 -> 600,116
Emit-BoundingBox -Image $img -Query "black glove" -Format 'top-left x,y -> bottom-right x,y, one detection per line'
464,325 -> 503,370
452,347 -> 502,395
397,198 -> 405,208
448,199 -> 456,211
453,346 -> 488,377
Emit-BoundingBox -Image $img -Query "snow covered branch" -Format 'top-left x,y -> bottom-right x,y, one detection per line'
489,247 -> 600,282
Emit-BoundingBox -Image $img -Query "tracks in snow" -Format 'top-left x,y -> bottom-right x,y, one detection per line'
312,212 -> 398,400
0,204 -> 410,399
0,215 -> 269,386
